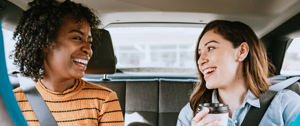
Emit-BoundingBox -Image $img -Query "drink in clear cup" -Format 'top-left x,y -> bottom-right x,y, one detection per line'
198,103 -> 230,126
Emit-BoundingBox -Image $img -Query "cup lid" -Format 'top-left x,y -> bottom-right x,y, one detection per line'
198,103 -> 230,113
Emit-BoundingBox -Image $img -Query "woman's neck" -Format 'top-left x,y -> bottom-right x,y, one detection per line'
40,75 -> 75,92
217,76 -> 248,118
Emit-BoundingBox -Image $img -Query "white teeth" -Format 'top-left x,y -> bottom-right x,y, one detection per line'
79,64 -> 85,67
203,68 -> 216,75
72,59 -> 88,65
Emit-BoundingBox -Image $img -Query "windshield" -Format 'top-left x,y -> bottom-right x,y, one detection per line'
106,24 -> 203,74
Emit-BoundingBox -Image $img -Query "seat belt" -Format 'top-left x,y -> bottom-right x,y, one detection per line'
269,77 -> 300,91
241,77 -> 300,126
241,91 -> 277,126
18,74 -> 58,126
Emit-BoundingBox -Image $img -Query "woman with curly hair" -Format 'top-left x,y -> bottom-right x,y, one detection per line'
177,20 -> 300,126
12,0 -> 124,125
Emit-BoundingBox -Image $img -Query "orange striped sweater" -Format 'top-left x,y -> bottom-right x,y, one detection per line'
13,79 -> 124,126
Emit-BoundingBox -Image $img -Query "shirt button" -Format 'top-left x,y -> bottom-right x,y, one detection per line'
234,120 -> 238,123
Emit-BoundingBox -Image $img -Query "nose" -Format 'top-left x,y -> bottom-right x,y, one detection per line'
81,41 -> 93,58
198,52 -> 208,67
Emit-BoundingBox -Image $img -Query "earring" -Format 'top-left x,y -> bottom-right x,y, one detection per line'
39,68 -> 44,79
239,58 -> 242,61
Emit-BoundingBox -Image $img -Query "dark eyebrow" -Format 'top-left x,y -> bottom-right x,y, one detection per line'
205,40 -> 219,46
198,40 -> 219,52
68,29 -> 92,38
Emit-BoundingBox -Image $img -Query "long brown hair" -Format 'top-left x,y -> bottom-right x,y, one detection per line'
190,20 -> 275,116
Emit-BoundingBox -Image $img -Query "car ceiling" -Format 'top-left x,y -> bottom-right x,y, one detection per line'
8,0 -> 300,38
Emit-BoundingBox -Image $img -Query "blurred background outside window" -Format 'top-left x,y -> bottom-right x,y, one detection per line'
281,37 -> 300,75
106,24 -> 203,74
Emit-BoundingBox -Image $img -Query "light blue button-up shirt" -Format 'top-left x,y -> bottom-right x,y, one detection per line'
177,89 -> 300,126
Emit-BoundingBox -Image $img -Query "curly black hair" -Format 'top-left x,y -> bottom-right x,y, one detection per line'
12,0 -> 101,81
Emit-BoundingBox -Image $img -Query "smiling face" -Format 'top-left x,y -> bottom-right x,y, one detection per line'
43,17 -> 93,79
198,30 -> 241,89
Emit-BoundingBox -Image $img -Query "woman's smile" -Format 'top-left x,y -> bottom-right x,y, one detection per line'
204,68 -> 216,80
72,58 -> 89,71
202,67 -> 217,80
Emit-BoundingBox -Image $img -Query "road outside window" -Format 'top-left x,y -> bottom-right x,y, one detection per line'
281,37 -> 300,75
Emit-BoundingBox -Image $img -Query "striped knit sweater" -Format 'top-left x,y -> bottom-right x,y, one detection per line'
13,79 -> 124,126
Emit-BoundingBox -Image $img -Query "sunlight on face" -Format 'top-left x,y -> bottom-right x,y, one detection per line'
198,30 -> 240,89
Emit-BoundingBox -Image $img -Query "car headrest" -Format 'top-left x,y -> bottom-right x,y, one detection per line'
85,29 -> 116,74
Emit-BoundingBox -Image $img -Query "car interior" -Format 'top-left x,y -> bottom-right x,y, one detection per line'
1,0 -> 300,126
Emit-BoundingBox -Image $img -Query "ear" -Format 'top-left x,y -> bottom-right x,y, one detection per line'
43,45 -> 50,53
237,42 -> 249,61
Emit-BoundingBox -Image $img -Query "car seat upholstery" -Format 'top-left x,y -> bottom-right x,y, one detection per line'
159,79 -> 195,126
286,82 -> 300,95
87,79 -> 196,126
125,79 -> 159,126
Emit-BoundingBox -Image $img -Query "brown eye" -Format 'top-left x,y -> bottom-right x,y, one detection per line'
73,37 -> 82,40
208,47 -> 215,51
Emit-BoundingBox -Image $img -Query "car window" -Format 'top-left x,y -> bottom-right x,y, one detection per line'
106,24 -> 203,74
2,29 -> 17,74
281,37 -> 300,75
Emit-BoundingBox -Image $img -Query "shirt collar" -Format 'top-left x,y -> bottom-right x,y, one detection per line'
244,90 -> 260,108
37,79 -> 81,96
211,89 -> 260,108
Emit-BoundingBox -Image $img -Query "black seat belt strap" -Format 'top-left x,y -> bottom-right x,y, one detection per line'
18,75 -> 58,126
241,91 -> 277,126
241,77 -> 300,126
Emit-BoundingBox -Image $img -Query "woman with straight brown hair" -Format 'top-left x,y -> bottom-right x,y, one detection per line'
177,20 -> 300,126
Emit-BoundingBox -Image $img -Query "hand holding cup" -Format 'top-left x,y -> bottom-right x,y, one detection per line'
192,107 -> 222,126
192,103 -> 230,126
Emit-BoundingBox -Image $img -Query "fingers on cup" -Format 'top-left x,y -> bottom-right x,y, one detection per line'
194,108 -> 210,122
197,116 -> 222,126
205,120 -> 221,126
